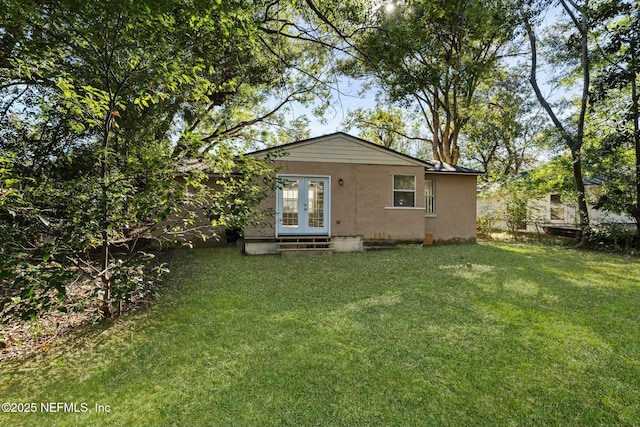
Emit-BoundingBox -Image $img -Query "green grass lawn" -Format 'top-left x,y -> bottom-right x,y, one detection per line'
2,242 -> 640,426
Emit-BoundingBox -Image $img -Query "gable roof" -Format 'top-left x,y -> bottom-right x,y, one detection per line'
247,132 -> 482,175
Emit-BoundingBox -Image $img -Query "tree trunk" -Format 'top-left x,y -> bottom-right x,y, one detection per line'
634,212 -> 640,250
631,75 -> 640,249
99,109 -> 113,318
570,146 -> 591,247
450,124 -> 462,165
431,89 -> 445,162
524,3 -> 591,247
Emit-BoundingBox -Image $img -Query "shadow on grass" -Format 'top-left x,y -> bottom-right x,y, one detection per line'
1,243 -> 639,426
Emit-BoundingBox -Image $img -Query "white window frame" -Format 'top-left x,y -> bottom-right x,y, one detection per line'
425,179 -> 436,216
392,175 -> 416,208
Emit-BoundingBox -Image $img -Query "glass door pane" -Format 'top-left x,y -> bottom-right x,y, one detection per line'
307,180 -> 325,228
282,179 -> 299,228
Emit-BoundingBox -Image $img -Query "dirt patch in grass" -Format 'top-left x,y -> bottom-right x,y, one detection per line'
0,282 -> 163,363
0,291 -> 161,363
0,251 -> 177,363
0,308 -> 95,362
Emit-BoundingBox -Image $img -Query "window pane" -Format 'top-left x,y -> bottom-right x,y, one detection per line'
550,194 -> 565,220
424,180 -> 433,196
394,191 -> 415,207
394,175 -> 415,190
282,180 -> 298,227
307,180 -> 324,228
425,180 -> 435,214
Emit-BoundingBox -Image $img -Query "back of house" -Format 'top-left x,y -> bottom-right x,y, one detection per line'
243,132 -> 480,254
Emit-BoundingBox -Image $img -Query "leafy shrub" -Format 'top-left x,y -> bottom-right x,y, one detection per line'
589,223 -> 637,250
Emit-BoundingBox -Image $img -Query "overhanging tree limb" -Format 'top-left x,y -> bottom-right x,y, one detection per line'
199,88 -> 310,151
523,0 -> 592,245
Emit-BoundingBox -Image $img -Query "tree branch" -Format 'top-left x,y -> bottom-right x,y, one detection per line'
198,89 -> 308,152
524,11 -> 573,145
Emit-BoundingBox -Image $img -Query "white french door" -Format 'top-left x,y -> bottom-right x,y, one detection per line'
276,175 -> 330,236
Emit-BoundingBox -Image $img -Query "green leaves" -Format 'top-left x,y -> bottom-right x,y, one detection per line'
344,0 -> 520,164
56,77 -> 75,99
0,0 -> 339,320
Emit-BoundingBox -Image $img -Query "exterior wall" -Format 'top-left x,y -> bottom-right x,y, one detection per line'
244,161 -> 426,241
477,193 -> 576,232
528,190 -> 635,231
526,196 -> 578,231
244,188 -> 277,239
424,173 -> 478,242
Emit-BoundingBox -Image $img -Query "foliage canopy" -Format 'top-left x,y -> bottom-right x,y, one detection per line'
0,0 -> 340,319
341,0 -> 519,165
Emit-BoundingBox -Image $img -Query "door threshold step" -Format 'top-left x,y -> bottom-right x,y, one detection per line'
277,236 -> 334,253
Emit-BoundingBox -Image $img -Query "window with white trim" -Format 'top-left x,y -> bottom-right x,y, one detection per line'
425,179 -> 435,215
393,175 -> 416,207
550,194 -> 565,220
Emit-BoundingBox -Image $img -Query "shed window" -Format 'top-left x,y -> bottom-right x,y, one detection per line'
550,194 -> 565,220
425,179 -> 435,214
393,175 -> 416,207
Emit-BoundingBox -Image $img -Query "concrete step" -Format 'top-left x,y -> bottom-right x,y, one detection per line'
277,236 -> 334,253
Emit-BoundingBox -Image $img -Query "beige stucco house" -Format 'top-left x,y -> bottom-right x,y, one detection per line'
243,133 -> 481,254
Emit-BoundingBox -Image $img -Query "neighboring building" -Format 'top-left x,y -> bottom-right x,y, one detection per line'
477,176 -> 635,234
243,132 -> 481,254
